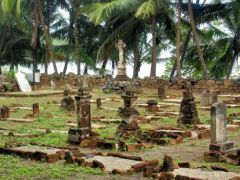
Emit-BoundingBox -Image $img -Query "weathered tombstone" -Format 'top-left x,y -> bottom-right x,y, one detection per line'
118,90 -> 139,119
68,76 -> 92,144
201,89 -> 210,106
158,85 -> 166,98
60,85 -> 75,111
116,88 -> 141,138
209,103 -> 233,152
115,40 -> 129,81
178,86 -> 200,125
0,106 -> 10,119
33,103 -> 40,116
146,100 -> 158,112
15,72 -> 32,92
96,98 -> 102,109
201,89 -> 218,106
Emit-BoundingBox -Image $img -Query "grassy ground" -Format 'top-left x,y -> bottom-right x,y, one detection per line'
0,88 -> 239,179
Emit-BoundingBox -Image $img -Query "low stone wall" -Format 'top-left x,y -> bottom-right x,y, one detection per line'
40,74 -> 240,93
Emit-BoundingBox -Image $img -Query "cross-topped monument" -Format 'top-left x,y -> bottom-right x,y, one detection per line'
115,39 -> 129,81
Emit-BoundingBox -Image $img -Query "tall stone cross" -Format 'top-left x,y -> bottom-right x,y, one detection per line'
115,39 -> 126,68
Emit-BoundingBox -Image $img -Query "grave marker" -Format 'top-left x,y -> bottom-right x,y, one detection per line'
15,72 -> 32,92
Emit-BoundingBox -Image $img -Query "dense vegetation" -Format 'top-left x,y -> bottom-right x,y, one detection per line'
0,0 -> 238,79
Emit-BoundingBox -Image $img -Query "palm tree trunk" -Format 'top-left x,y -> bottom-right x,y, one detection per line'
170,29 -> 191,79
188,0 -> 209,79
44,53 -> 48,74
72,0 -> 81,76
101,59 -> 108,70
150,15 -> 157,77
176,0 -> 182,78
37,0 -> 58,74
77,61 -> 81,75
227,57 -> 235,79
84,65 -> 88,74
63,58 -> 69,75
133,44 -> 140,78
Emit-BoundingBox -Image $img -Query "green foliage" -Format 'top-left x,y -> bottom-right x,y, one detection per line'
7,70 -> 16,83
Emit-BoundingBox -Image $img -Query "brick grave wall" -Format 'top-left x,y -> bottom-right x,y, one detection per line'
40,74 -> 240,93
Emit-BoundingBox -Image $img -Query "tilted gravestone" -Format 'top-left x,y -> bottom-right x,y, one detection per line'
15,72 -> 32,92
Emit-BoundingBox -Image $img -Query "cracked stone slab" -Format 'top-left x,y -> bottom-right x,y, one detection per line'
84,155 -> 142,172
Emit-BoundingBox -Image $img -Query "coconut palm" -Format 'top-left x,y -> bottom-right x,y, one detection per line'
82,0 -> 171,77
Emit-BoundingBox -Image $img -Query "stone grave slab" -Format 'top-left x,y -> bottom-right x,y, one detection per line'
232,120 -> 240,125
173,168 -> 240,180
0,129 -> 43,137
195,124 -> 240,131
0,145 -> 66,163
4,118 -> 36,123
67,123 -> 106,129
84,155 -> 143,172
155,111 -> 179,117
102,107 -> 118,111
162,99 -> 182,104
15,72 -> 32,92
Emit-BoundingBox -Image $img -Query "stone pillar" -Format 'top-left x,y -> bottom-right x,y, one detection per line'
1,106 -> 10,119
200,89 -> 210,106
33,103 -> 40,116
68,77 -> 92,144
115,40 -> 129,81
80,100 -> 91,132
96,98 -> 102,109
158,85 -> 166,98
209,103 -> 233,152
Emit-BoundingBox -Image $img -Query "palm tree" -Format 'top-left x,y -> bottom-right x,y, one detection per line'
36,0 -> 58,74
176,0 -> 182,78
82,0 -> 171,77
188,0 -> 209,79
210,2 -> 240,79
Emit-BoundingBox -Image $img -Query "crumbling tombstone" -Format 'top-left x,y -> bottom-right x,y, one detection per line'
96,98 -> 102,109
116,87 -> 141,139
32,103 -> 40,116
116,115 -> 141,138
161,155 -> 175,172
158,85 -> 166,99
177,85 -> 200,125
60,85 -> 75,111
68,76 -> 92,144
118,90 -> 139,119
0,106 -> 10,119
146,100 -> 158,112
209,103 -> 233,152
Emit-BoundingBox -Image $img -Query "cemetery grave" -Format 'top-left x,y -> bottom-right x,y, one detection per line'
0,80 -> 240,179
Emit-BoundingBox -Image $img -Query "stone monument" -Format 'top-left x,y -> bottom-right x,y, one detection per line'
60,85 -> 75,111
177,85 -> 200,125
204,103 -> 240,164
115,40 -> 129,81
200,89 -> 218,106
116,88 -> 141,138
146,100 -> 159,112
15,72 -> 32,92
158,85 -> 166,99
68,76 -> 92,144
209,103 -> 233,152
